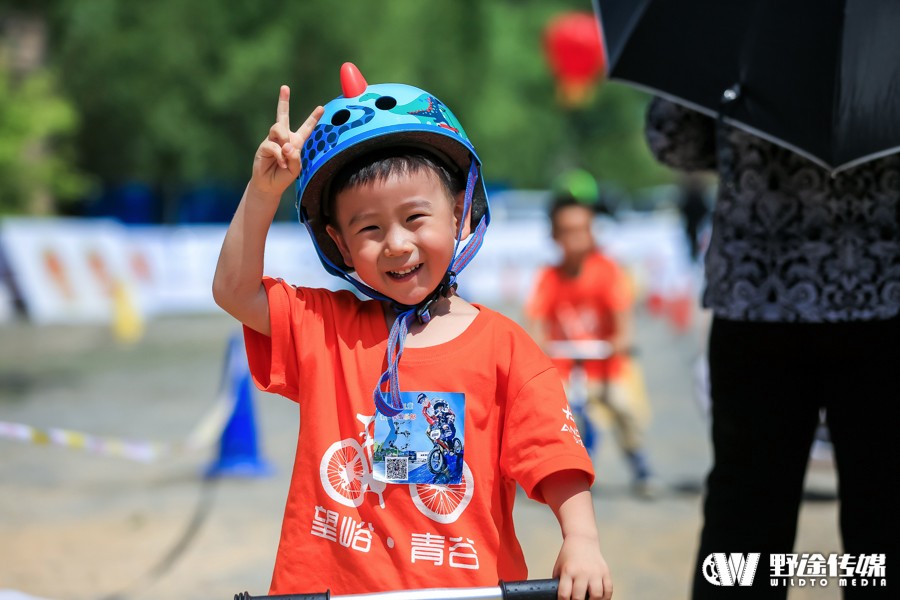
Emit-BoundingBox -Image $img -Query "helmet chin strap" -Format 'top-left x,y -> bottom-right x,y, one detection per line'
388,268 -> 456,324
373,160 -> 488,416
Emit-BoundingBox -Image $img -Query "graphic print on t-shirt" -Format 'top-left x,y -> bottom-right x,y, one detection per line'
373,391 -> 465,485
319,411 -> 474,524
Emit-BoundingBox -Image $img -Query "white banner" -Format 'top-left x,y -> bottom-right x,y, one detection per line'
0,212 -> 694,325
0,218 -> 145,324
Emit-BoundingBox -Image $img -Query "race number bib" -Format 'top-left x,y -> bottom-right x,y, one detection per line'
373,391 -> 465,485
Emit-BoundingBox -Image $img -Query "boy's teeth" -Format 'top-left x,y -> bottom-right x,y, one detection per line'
392,265 -> 419,276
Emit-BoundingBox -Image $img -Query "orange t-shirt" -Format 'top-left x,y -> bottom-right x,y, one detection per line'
525,251 -> 633,381
244,278 -> 593,595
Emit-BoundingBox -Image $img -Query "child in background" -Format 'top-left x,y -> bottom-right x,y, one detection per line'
212,63 -> 612,599
525,170 -> 656,499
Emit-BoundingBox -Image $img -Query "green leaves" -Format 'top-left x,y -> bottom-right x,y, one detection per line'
0,64 -> 91,214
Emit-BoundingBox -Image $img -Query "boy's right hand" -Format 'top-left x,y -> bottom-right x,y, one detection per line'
251,86 -> 324,199
211,89 -> 322,335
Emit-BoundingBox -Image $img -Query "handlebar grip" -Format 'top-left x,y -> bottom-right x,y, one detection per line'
499,579 -> 558,600
235,592 -> 330,600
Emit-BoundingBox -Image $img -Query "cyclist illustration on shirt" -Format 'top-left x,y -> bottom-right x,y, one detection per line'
419,394 -> 457,453
418,393 -> 464,476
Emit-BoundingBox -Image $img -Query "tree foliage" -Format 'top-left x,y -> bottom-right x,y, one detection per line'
0,58 -> 89,214
23,0 -> 674,219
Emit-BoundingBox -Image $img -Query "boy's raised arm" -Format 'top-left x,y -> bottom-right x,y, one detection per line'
212,86 -> 323,336
538,470 -> 613,600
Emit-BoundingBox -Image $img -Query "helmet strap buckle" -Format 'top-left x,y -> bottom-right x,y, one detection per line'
414,271 -> 457,324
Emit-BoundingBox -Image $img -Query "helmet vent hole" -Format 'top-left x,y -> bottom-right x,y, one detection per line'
331,109 -> 351,126
375,96 -> 397,110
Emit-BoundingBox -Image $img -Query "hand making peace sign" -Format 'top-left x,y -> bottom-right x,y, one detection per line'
252,85 -> 324,197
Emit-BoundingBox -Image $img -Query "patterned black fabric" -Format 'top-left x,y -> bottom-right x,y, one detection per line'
646,97 -> 900,322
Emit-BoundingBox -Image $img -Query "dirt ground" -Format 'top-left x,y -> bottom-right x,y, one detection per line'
0,307 -> 841,600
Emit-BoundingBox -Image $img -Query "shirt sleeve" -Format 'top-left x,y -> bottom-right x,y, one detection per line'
524,268 -> 554,321
605,260 -> 634,312
499,364 -> 595,503
243,277 -> 302,402
645,96 -> 717,171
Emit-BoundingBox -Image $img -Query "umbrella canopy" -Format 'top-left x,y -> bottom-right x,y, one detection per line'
594,0 -> 900,173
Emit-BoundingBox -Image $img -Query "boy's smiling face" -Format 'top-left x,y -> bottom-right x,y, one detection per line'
326,168 -> 465,306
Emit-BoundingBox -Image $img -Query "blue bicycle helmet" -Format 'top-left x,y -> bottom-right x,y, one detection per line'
297,63 -> 489,284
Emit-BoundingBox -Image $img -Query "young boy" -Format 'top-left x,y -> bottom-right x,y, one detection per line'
525,173 -> 656,499
213,64 -> 612,599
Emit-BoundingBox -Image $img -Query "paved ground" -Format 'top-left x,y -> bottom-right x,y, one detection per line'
0,306 -> 841,600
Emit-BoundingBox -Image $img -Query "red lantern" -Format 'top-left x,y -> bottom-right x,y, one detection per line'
543,11 -> 606,107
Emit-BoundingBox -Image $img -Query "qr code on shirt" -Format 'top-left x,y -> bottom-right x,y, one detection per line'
385,456 -> 409,481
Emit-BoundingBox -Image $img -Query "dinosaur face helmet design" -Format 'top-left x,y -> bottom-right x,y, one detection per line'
296,63 -> 489,281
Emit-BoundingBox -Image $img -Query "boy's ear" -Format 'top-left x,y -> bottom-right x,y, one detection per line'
325,224 -> 354,268
453,190 -> 472,240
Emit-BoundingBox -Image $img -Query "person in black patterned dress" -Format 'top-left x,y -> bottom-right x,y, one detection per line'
645,96 -> 900,600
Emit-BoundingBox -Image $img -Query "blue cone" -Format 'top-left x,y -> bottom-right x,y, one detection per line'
204,332 -> 274,478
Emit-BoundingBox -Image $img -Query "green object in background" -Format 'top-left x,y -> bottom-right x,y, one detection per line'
552,168 -> 599,204
0,64 -> 89,215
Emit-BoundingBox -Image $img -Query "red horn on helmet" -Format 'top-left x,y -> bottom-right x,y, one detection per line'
340,62 -> 368,98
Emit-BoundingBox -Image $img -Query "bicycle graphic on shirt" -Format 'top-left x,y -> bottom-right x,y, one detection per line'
319,413 -> 474,524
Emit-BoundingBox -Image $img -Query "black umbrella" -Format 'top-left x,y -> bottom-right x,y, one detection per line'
594,0 -> 900,173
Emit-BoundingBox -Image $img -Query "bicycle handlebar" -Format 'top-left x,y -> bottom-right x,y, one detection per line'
235,578 -> 561,600
545,340 -> 613,361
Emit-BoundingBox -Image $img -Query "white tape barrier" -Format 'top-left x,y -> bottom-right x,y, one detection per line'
0,387 -> 233,463
0,591 -> 55,600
